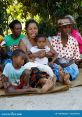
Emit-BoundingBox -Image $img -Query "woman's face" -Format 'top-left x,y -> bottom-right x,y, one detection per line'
60,24 -> 72,35
26,23 -> 38,39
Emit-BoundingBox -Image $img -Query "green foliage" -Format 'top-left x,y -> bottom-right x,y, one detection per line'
0,0 -> 8,35
17,0 -> 82,35
1,0 -> 82,35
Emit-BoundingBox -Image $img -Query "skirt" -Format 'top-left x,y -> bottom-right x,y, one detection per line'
50,63 -> 79,81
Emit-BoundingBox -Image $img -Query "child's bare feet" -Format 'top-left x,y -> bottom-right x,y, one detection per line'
63,73 -> 71,85
58,67 -> 65,83
41,77 -> 54,93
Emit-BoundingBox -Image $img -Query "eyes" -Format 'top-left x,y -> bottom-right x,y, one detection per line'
28,27 -> 38,31
62,25 -> 72,29
27,23 -> 38,31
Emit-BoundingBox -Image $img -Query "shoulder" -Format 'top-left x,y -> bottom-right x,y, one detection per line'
4,63 -> 12,69
3,63 -> 13,75
4,34 -> 11,40
49,36 -> 60,45
4,35 -> 12,43
69,35 -> 78,45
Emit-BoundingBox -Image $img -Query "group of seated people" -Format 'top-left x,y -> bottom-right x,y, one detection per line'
0,15 -> 82,94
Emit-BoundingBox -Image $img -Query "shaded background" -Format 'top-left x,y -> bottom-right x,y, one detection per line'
0,0 -> 82,36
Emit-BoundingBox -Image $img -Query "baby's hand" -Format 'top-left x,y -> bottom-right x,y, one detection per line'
39,50 -> 46,58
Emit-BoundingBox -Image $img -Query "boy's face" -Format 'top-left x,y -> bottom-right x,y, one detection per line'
13,54 -> 25,68
37,37 -> 46,49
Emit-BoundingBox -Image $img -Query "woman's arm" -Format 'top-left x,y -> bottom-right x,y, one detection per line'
19,39 -> 27,52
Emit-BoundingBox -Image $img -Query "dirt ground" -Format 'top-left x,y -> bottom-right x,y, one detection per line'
0,86 -> 82,110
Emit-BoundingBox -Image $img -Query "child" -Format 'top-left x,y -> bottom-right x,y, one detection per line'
1,49 -> 37,94
30,34 -> 56,65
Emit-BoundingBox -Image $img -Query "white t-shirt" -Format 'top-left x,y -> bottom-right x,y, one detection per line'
30,46 -> 50,65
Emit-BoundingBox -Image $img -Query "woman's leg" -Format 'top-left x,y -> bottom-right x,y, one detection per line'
38,77 -> 55,93
63,73 -> 71,85
64,63 -> 79,81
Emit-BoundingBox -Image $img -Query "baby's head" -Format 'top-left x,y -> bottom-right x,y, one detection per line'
35,34 -> 47,49
12,49 -> 26,68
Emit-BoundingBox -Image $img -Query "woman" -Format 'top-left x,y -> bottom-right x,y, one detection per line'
49,18 -> 80,85
19,19 -> 56,59
65,15 -> 82,56
19,19 -> 56,92
4,20 -> 25,50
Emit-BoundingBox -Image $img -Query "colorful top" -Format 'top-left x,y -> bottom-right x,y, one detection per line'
71,29 -> 82,54
3,63 -> 26,86
4,34 -> 25,50
50,35 -> 80,60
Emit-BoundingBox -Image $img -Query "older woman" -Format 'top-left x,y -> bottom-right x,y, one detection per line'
65,15 -> 82,56
49,18 -> 80,85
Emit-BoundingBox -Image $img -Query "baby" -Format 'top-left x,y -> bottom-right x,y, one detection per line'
30,34 -> 52,65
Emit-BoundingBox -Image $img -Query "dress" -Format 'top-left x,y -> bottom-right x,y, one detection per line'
49,35 -> 80,80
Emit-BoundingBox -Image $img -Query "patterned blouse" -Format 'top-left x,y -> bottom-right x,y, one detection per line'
49,35 -> 81,60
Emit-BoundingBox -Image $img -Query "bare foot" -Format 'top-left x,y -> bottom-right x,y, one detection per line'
41,77 -> 54,93
64,73 -> 71,85
58,67 -> 65,83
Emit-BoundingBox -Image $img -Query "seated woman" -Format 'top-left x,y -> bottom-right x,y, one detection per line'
18,19 -> 56,92
48,18 -> 81,85
2,20 -> 25,65
65,15 -> 82,67
4,20 -> 25,50
19,19 -> 55,60
65,15 -> 82,55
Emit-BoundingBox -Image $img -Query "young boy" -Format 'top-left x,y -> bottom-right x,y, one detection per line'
1,49 -> 37,94
1,49 -> 55,93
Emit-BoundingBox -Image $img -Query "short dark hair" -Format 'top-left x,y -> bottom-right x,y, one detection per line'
9,20 -> 21,29
35,34 -> 46,42
25,19 -> 38,30
12,49 -> 26,58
